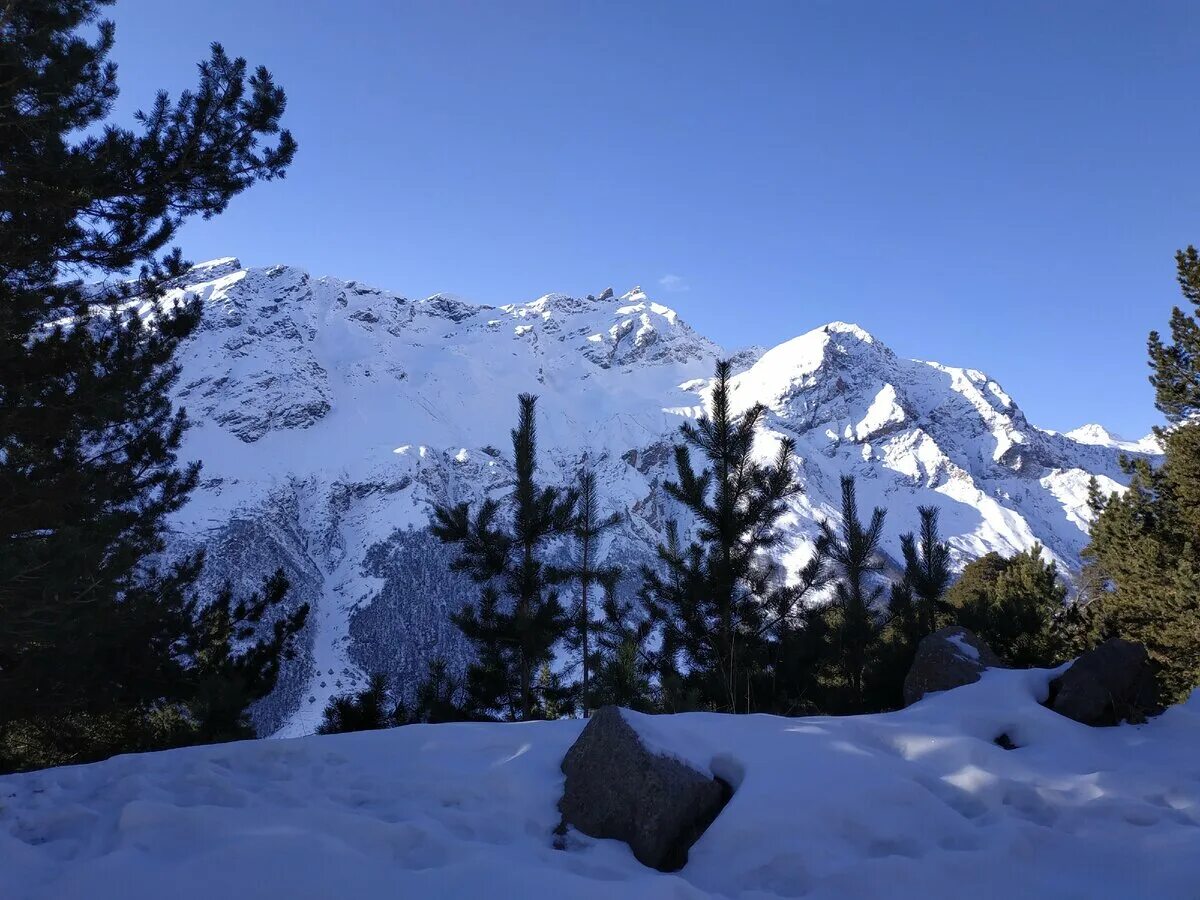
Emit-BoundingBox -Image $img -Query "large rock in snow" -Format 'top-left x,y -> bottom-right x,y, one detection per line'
1048,638 -> 1159,726
903,626 -> 1003,706
558,706 -> 728,871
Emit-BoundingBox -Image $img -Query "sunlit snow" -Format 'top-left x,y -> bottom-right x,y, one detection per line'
3,672 -> 1198,898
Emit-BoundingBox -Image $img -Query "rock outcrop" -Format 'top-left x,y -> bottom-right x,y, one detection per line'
558,706 -> 729,871
903,626 -> 1003,706
1048,638 -> 1159,726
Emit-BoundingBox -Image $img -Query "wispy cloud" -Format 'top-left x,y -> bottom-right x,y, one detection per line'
657,273 -> 690,293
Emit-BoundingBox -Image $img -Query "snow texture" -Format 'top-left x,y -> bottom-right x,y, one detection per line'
946,632 -> 981,662
3,673 -> 1199,898
148,261 -> 1158,735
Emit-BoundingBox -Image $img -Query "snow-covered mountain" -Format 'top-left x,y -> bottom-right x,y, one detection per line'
160,258 -> 1158,735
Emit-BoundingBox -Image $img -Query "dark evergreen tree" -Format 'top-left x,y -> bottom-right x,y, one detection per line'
1148,246 -> 1200,423
593,576 -> 657,712
819,476 -> 886,711
560,468 -> 621,714
1085,247 -> 1200,702
640,359 -> 821,712
1,571 -> 306,769
0,0 -> 296,770
323,660 -> 470,732
1085,445 -> 1200,701
946,546 -> 1067,667
317,673 -> 393,735
637,521 -> 701,712
757,575 -> 834,715
183,569 -> 308,742
535,663 -> 568,720
408,659 -> 469,724
884,580 -> 918,648
897,506 -> 953,640
432,394 -> 577,720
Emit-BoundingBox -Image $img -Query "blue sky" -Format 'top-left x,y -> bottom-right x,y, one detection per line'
107,1 -> 1198,436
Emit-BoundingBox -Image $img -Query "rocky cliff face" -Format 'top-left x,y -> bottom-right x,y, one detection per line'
158,258 -> 1156,735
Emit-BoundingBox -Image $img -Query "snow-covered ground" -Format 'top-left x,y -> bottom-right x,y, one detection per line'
4,670 -> 1198,899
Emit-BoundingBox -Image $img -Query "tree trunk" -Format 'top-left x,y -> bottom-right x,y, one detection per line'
581,575 -> 590,717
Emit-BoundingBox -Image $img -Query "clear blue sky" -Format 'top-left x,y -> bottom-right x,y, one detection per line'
106,1 -> 1198,437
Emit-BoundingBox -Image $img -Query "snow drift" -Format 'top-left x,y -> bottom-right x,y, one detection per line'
2,671 -> 1198,898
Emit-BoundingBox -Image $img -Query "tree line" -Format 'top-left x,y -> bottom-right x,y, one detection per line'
324,248 -> 1200,729
322,364 -> 1077,730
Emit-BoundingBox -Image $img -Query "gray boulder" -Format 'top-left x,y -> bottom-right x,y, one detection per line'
1048,638 -> 1159,726
903,626 -> 1003,706
558,705 -> 729,871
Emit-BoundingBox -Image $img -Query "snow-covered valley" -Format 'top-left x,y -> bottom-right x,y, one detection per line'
158,258 -> 1158,736
3,669 -> 1199,899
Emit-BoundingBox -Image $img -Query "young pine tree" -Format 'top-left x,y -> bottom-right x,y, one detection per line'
755,548 -> 831,715
819,476 -> 887,711
560,468 -> 621,715
594,575 -> 657,712
891,506 -> 953,646
865,507 -> 952,713
0,0 -> 297,770
432,394 -> 577,720
1086,247 -> 1200,703
902,507 -> 953,634
640,359 -> 814,713
317,673 -> 393,735
409,659 -> 469,724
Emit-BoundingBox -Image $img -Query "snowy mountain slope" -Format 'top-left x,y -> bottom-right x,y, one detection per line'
1062,422 -> 1162,454
156,259 -> 1158,735
4,670 -> 1200,899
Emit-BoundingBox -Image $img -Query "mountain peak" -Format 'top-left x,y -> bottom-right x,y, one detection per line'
822,321 -> 877,343
185,257 -> 244,281
1067,423 -> 1122,444
740,320 -> 890,389
1065,423 -> 1160,453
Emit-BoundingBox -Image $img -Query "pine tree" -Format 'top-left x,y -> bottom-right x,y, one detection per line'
432,394 -> 577,720
885,580 -> 917,648
408,659 -> 468,724
866,503 -> 957,708
640,359 -> 818,713
897,506 -> 953,639
637,522 -> 703,712
1,572 -> 307,769
0,1 -> 296,769
593,576 -> 656,712
184,570 -> 309,742
593,638 -> 655,712
946,546 -> 1066,667
1148,246 -> 1200,423
1085,247 -> 1200,702
1084,444 -> 1200,701
758,572 -> 834,715
560,468 -> 621,715
317,673 -> 393,735
819,476 -> 886,711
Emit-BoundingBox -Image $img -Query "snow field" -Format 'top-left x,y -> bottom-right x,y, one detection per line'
3,668 -> 1199,898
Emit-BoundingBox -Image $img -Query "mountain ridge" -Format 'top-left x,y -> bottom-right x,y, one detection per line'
154,259 -> 1157,736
